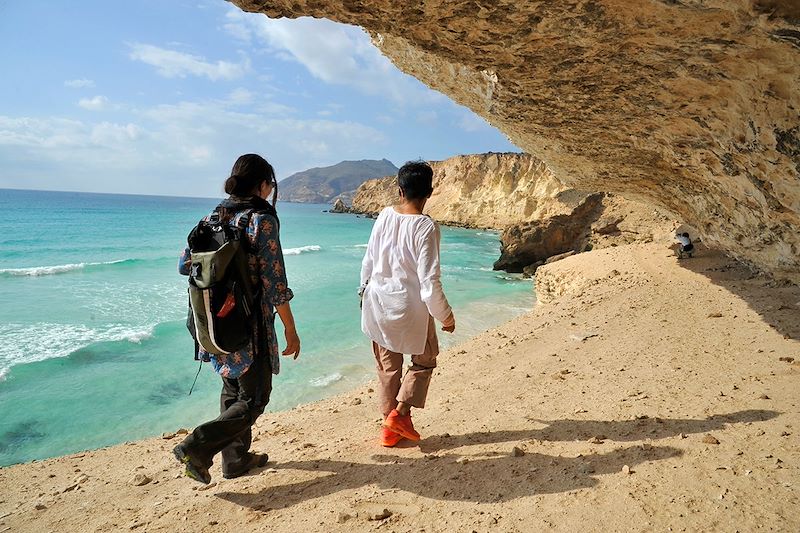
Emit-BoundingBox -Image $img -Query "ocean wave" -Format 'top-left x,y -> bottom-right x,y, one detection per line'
309,372 -> 343,387
0,259 -> 139,277
284,245 -> 322,256
354,244 -> 368,248
0,323 -> 157,374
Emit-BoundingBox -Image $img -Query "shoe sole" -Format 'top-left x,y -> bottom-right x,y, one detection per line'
173,446 -> 211,484
383,419 -> 420,441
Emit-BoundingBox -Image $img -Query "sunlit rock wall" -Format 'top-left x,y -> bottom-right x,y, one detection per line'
232,0 -> 800,282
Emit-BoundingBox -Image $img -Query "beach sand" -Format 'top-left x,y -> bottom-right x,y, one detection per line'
1,241 -> 798,532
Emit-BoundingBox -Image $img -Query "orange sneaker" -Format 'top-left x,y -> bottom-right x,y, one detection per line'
383,409 -> 420,441
380,427 -> 403,447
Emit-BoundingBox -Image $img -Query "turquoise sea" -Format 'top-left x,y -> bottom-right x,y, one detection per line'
0,189 -> 534,466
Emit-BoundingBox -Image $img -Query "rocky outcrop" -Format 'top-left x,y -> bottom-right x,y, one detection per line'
496,193 -> 674,273
329,198 -> 351,213
352,152 -> 579,228
494,194 -> 605,272
232,0 -> 800,283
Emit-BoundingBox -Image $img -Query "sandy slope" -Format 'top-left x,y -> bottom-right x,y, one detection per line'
1,242 -> 798,532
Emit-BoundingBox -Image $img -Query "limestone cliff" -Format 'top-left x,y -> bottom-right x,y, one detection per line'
352,152 -> 579,228
231,0 -> 800,283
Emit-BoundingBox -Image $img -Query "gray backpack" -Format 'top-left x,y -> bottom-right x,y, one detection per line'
186,210 -> 257,356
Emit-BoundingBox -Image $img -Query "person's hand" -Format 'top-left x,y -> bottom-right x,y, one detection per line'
441,313 -> 456,333
282,328 -> 301,359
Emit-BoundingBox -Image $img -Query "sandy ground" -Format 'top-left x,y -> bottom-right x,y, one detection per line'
1,241 -> 798,532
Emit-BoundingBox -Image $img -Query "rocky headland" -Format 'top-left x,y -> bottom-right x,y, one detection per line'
278,159 -> 398,204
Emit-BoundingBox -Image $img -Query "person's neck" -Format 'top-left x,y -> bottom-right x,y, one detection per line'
395,199 -> 425,215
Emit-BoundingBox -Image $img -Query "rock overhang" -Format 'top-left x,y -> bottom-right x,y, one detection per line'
231,0 -> 799,283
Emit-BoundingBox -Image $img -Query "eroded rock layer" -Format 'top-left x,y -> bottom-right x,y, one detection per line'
232,0 -> 800,282
352,152 -> 578,227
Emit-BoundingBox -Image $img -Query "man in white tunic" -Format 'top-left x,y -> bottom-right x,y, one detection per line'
360,161 -> 456,447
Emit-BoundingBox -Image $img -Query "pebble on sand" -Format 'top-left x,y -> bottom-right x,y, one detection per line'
622,465 -> 632,475
511,447 -> 525,457
368,509 -> 392,521
702,434 -> 720,445
132,474 -> 152,486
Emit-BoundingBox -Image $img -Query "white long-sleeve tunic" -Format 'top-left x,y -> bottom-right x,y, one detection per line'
360,206 -> 453,354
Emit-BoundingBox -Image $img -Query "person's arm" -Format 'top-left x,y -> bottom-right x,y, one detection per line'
276,302 -> 300,359
416,223 -> 456,332
255,214 -> 301,359
178,247 -> 191,276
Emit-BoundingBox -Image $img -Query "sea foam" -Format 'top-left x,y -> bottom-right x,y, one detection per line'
284,245 -> 322,255
0,322 -> 156,374
0,259 -> 132,277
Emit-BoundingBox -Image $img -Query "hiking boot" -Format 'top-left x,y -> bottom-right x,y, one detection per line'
381,427 -> 403,447
173,444 -> 211,485
383,409 -> 420,441
222,452 -> 269,479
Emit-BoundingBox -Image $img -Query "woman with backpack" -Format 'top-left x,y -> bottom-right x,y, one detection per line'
173,153 -> 300,484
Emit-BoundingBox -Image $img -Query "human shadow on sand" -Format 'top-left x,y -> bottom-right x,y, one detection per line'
216,409 -> 778,511
418,409 -> 779,453
216,444 -> 682,511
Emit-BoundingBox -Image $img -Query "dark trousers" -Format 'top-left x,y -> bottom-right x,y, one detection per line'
179,354 -> 272,475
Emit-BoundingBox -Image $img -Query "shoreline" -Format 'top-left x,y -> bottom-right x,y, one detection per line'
2,241 -> 798,531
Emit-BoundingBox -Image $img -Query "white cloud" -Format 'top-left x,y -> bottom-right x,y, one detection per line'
128,43 -> 250,81
230,13 -> 442,105
64,79 -> 95,89
227,87 -> 254,105
78,95 -> 110,111
222,9 -> 253,43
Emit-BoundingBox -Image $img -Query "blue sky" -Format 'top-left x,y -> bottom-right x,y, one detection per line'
0,0 -> 519,197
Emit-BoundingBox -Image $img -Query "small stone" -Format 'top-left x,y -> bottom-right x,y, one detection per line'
551,373 -> 565,381
367,388 -> 374,393
176,428 -> 189,435
34,503 -> 47,510
707,312 -> 723,318
351,398 -> 362,405
132,474 -> 152,486
74,474 -> 89,484
197,482 -> 217,491
456,457 -> 469,465
702,434 -> 720,445
622,465 -> 632,475
588,436 -> 604,444
61,483 -> 79,493
758,394 -> 770,400
161,432 -> 176,440
511,446 -> 525,457
781,431 -> 791,437
680,433 -> 688,439
368,508 -> 392,521
265,468 -> 278,474
778,357 -> 794,363
337,513 -> 353,523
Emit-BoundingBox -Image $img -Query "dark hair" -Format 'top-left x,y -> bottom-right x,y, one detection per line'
397,160 -> 433,200
224,154 -> 277,205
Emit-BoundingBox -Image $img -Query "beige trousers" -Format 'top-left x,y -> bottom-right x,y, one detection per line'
372,315 -> 440,417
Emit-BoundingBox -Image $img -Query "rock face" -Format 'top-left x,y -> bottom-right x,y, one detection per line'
495,193 -> 673,272
279,159 -> 398,204
232,0 -> 800,283
352,152 -> 579,227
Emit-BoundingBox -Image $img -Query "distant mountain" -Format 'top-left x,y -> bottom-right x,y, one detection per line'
278,159 -> 398,204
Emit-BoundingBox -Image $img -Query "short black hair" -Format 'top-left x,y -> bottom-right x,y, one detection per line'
397,160 -> 433,200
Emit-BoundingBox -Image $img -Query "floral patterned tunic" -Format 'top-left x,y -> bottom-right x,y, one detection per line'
179,198 -> 293,378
